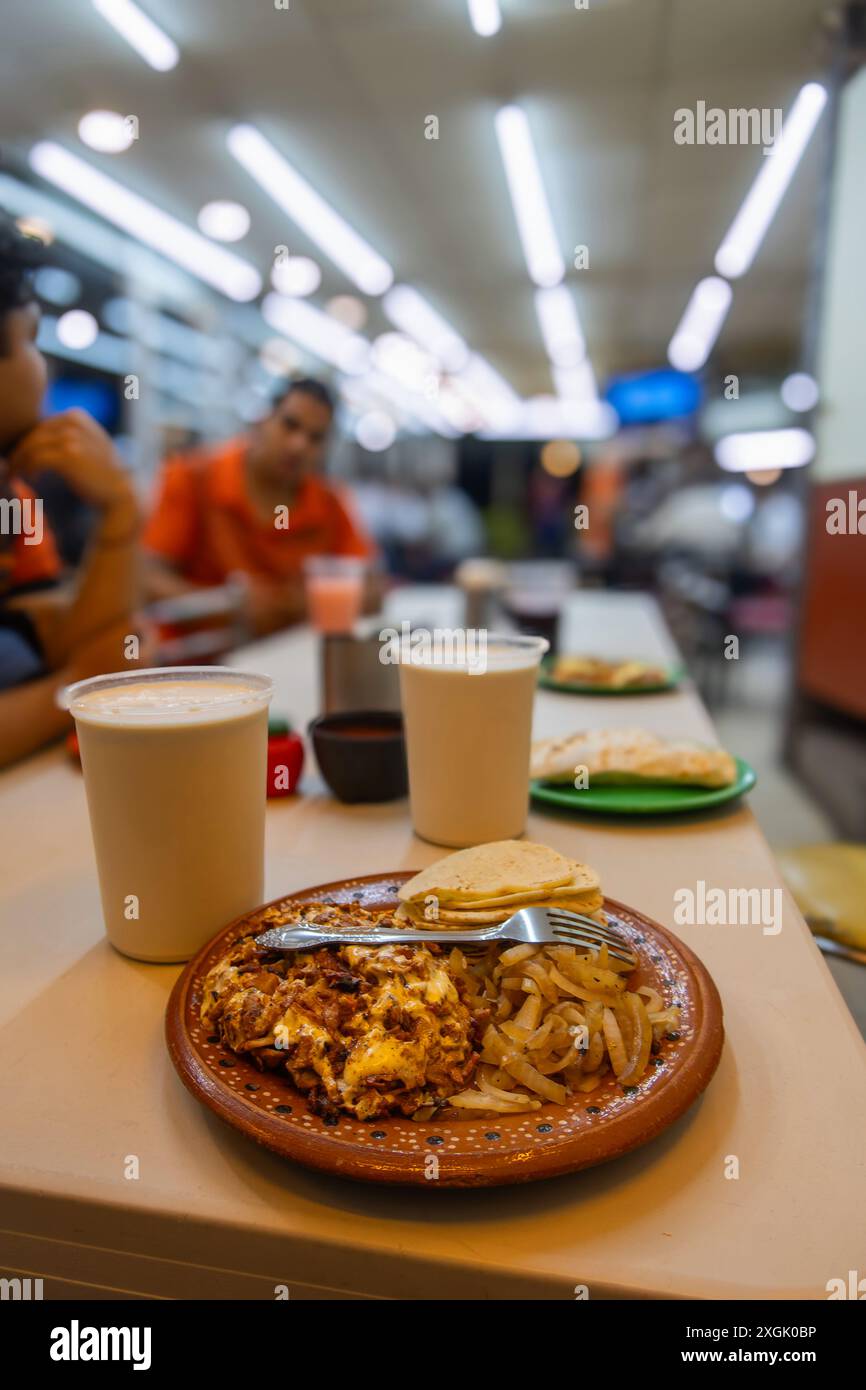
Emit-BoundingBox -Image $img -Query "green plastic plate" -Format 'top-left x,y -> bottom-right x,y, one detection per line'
538,659 -> 685,696
531,756 -> 757,817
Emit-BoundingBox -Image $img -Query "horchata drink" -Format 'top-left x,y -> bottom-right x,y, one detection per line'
61,668 -> 273,962
398,633 -> 548,847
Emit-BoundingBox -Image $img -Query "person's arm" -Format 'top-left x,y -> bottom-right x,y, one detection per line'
0,670 -> 69,767
0,618 -> 145,769
141,551 -> 203,603
233,572 -> 306,636
10,410 -> 140,666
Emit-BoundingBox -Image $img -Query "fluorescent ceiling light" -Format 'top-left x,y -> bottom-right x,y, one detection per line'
29,142 -> 261,302
228,124 -> 393,295
781,371 -> 819,412
78,109 -> 135,153
372,331 -> 437,394
383,284 -> 469,372
33,267 -> 81,306
715,427 -> 815,471
479,396 -> 617,441
456,352 -> 519,405
467,0 -> 502,38
437,382 -> 481,433
667,276 -> 733,372
1,171 -> 207,309
714,83 -> 828,279
356,410 -> 397,452
453,352 -> 521,433
535,285 -> 586,368
553,360 -> 598,403
271,255 -> 322,297
262,292 -> 370,374
38,315 -> 128,373
495,105 -> 565,288
56,309 -> 99,350
197,200 -> 250,242
350,369 -> 459,439
91,0 -> 179,72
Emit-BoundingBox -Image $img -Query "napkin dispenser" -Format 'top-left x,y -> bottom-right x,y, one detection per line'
321,620 -> 401,714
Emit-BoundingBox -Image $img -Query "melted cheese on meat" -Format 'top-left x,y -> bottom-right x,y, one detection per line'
202,937 -> 478,1119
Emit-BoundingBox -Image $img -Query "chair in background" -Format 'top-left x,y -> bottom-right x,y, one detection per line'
777,842 -> 866,966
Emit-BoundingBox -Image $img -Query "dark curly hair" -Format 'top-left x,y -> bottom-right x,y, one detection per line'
0,208 -> 46,348
270,376 -> 336,416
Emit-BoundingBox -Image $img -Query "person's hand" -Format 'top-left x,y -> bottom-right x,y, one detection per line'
10,409 -> 134,510
231,572 -> 305,636
62,619 -> 147,687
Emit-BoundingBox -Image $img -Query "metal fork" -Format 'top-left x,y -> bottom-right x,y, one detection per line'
254,905 -> 636,967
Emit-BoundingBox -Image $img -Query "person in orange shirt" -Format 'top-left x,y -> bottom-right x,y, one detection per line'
0,210 -> 141,767
142,379 -> 379,635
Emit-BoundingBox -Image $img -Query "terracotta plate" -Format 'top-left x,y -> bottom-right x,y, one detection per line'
166,873 -> 724,1188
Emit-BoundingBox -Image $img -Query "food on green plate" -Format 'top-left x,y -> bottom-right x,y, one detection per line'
549,656 -> 670,689
531,726 -> 737,788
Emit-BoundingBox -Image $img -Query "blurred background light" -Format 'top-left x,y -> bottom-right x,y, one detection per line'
56,309 -> 99,350
355,410 -> 397,452
91,0 -> 179,72
781,371 -> 820,412
197,200 -> 251,242
535,285 -> 586,368
326,295 -> 367,331
33,266 -> 81,306
668,277 -> 733,371
383,285 -> 469,373
494,104 -> 565,289
228,123 -> 393,295
15,215 -> 54,245
715,83 -> 828,279
540,439 -> 582,477
746,468 -> 784,487
29,142 -> 262,302
720,483 -> 756,522
258,337 -> 301,377
270,256 -> 322,297
467,0 -> 501,38
715,427 -> 816,472
78,109 -> 136,153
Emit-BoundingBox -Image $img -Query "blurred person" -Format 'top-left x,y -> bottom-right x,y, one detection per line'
142,379 -> 379,635
0,212 -> 141,767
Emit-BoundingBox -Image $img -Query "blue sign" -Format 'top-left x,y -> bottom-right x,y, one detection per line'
604,368 -> 701,424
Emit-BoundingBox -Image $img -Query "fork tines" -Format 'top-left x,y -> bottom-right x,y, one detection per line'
546,909 -> 637,966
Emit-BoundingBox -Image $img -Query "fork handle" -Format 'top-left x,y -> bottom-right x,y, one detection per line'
255,928 -> 503,951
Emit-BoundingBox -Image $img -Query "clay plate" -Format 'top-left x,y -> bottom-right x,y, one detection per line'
165,872 -> 724,1188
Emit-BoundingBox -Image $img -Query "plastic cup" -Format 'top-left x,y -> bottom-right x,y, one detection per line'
60,666 -> 273,961
397,633 -> 549,847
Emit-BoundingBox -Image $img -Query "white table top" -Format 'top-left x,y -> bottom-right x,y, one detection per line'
1,593 -> 864,1300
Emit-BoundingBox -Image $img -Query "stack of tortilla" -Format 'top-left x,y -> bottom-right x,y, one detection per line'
396,840 -> 605,928
531,726 -> 737,789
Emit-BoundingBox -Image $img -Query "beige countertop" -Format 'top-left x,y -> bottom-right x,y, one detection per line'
1,596 -> 864,1299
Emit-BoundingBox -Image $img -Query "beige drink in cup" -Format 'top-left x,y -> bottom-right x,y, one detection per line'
61,667 -> 273,962
398,634 -> 548,847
